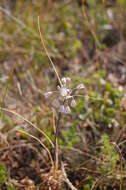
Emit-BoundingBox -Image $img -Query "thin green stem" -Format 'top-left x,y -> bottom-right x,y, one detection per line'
73,94 -> 104,101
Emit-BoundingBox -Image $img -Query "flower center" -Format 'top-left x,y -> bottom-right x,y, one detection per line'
60,87 -> 68,97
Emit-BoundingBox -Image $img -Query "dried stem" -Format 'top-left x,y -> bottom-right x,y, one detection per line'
54,112 -> 61,176
38,16 -> 63,87
0,5 -> 39,38
62,162 -> 78,190
111,142 -> 123,190
18,129 -> 54,166
81,0 -> 100,49
0,107 -> 54,147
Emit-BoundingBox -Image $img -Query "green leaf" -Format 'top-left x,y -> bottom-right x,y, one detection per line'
0,163 -> 6,186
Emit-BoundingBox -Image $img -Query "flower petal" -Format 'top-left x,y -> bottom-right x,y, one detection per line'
52,99 -> 60,108
71,99 -> 77,107
59,105 -> 65,113
60,87 -> 68,97
66,77 -> 71,82
44,91 -> 53,98
66,95 -> 72,100
61,77 -> 67,85
61,77 -> 71,85
76,83 -> 85,90
65,106 -> 71,114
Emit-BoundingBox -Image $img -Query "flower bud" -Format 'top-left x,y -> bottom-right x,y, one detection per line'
65,106 -> 71,114
77,83 -> 85,90
61,77 -> 67,84
71,99 -> 77,107
59,105 -> 65,113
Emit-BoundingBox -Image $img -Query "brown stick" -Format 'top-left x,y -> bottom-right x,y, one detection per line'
54,112 -> 61,175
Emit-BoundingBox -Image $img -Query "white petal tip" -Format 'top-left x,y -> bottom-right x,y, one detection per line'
77,84 -> 85,90
71,99 -> 77,107
52,99 -> 60,108
44,91 -> 53,98
65,106 -> 71,114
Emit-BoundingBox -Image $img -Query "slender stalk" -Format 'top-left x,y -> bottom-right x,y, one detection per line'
81,0 -> 100,49
0,107 -> 54,147
120,152 -> 123,190
38,16 -> 63,87
18,129 -> 54,166
54,112 -> 61,176
111,142 -> 123,190
0,5 -> 39,38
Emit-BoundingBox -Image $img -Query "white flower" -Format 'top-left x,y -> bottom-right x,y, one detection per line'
61,77 -> 71,85
61,77 -> 67,84
52,99 -> 60,108
44,77 -> 85,114
65,106 -> 71,114
44,91 -> 53,98
66,77 -> 71,82
60,87 -> 69,97
118,86 -> 123,92
100,78 -> 106,85
76,83 -> 85,90
107,99 -> 113,105
85,95 -> 89,101
59,105 -> 65,113
71,99 -> 77,107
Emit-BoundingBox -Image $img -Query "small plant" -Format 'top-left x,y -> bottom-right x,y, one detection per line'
99,134 -> 119,175
44,76 -> 85,172
0,163 -> 6,186
38,16 -> 85,187
0,163 -> 16,190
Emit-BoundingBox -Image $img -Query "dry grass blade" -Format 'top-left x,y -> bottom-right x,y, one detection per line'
61,162 -> 78,190
18,129 -> 54,166
0,5 -> 39,38
0,107 -> 54,147
38,16 -> 63,87
81,0 -> 100,48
